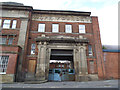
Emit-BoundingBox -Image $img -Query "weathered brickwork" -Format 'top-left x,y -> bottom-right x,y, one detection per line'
103,52 -> 120,79
0,3 -> 119,83
0,45 -> 22,83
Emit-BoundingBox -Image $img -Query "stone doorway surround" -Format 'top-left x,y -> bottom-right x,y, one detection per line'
35,35 -> 95,81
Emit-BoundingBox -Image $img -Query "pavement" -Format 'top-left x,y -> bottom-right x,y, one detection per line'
1,80 -> 119,88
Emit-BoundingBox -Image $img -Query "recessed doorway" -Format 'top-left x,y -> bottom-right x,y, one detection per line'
48,49 -> 75,81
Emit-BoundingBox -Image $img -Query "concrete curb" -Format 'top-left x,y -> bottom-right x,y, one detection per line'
23,80 -> 48,84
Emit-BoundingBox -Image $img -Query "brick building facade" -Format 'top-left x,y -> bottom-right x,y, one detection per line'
0,2 -> 119,83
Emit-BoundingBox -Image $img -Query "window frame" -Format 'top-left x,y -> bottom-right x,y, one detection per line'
8,37 -> 13,45
38,23 -> 45,32
0,56 -> 9,74
79,25 -> 86,33
31,43 -> 36,54
65,24 -> 72,33
88,45 -> 93,56
12,20 -> 17,29
52,24 -> 59,33
0,38 -> 7,45
3,20 -> 11,29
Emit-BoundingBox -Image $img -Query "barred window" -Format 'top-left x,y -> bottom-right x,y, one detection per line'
0,56 -> 9,74
3,20 -> 11,29
31,44 -> 36,54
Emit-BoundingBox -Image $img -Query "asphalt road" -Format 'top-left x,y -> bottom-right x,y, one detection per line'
1,80 -> 119,88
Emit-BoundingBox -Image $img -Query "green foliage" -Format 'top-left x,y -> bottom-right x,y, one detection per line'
102,46 -> 107,49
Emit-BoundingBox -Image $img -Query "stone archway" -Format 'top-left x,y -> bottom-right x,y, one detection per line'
35,35 -> 89,81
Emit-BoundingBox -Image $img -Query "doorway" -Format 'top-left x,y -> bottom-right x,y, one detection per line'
48,49 -> 75,81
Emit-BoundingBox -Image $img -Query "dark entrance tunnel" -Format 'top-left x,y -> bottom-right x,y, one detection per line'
48,49 -> 75,81
50,49 -> 73,61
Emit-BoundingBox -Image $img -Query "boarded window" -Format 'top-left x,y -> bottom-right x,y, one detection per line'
28,60 -> 36,73
89,60 -> 94,74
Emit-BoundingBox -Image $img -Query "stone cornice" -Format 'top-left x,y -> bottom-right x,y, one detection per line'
0,44 -> 22,49
33,10 -> 91,16
36,35 -> 89,43
0,51 -> 20,54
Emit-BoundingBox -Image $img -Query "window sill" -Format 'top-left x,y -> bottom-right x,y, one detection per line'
0,73 -> 6,74
1,28 -> 20,30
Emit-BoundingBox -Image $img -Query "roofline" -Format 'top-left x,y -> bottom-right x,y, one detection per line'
1,4 -> 91,16
1,4 -> 33,11
33,9 -> 91,16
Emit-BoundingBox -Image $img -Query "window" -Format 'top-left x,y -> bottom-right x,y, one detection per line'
55,70 -> 60,74
49,69 -> 53,74
8,38 -> 13,45
88,45 -> 93,56
69,69 -> 74,74
0,38 -> 7,44
58,65 -> 61,67
0,19 -> 2,27
31,44 -> 36,54
79,25 -> 85,33
3,20 -> 11,29
52,24 -> 59,32
0,56 -> 9,74
2,38 -> 7,44
12,20 -> 17,29
65,24 -> 72,33
38,23 -> 45,32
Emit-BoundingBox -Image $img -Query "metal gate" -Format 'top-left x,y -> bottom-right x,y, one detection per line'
48,69 -> 75,81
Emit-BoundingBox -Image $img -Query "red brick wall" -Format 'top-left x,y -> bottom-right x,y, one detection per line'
103,52 -> 119,79
1,45 -> 20,52
92,17 -> 105,79
27,20 -> 98,75
31,21 -> 93,33
28,20 -> 95,56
